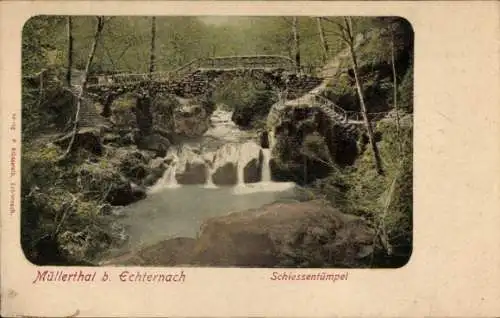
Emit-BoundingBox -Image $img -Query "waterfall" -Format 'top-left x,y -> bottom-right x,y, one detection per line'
165,159 -> 180,188
204,158 -> 217,188
261,149 -> 271,182
205,168 -> 216,188
236,162 -> 244,186
148,107 -> 294,193
149,153 -> 180,193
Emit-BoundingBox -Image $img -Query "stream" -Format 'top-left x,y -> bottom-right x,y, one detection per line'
100,107 -> 298,260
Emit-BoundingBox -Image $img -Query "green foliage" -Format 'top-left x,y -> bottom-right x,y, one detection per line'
213,76 -> 277,128
399,60 -> 414,112
22,16 -> 66,74
323,74 -> 359,111
301,132 -> 333,165
309,120 -> 413,266
21,141 -> 129,264
22,16 -> 409,75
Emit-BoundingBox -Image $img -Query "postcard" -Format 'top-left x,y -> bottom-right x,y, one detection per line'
1,1 -> 499,317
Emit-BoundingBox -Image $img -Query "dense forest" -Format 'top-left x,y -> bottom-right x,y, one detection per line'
21,16 -> 413,267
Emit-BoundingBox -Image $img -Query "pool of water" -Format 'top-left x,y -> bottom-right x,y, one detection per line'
102,182 -> 297,259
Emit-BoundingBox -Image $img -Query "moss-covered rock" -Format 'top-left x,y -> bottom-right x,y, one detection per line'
268,105 -> 342,185
212,162 -> 237,185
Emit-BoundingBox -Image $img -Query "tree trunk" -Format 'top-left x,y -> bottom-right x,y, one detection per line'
136,95 -> 153,135
101,93 -> 116,118
344,17 -> 383,175
149,16 -> 157,78
65,16 -> 73,87
317,17 -> 329,64
81,17 -> 105,91
390,23 -> 403,154
59,16 -> 105,160
292,17 -> 301,73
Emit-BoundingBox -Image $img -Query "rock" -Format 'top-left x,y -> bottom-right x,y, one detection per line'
76,162 -> 132,205
136,133 -> 171,157
143,174 -> 160,187
212,162 -> 237,185
174,102 -> 210,137
243,157 -> 262,184
151,94 -> 178,134
142,161 -> 166,186
105,180 -> 146,206
175,161 -> 207,185
102,133 -> 121,145
98,203 -> 113,216
100,237 -> 197,266
103,131 -> 134,147
269,158 -> 303,183
114,148 -> 150,185
188,200 -> 375,267
105,180 -> 134,206
150,157 -> 167,173
101,202 -> 375,267
260,131 -> 269,148
54,127 -> 103,156
131,183 -> 147,201
110,94 -> 137,129
266,104 -> 340,184
231,107 -> 253,127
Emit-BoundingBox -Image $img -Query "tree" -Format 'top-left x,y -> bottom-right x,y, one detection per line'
316,17 -> 329,63
149,16 -> 157,77
59,16 -> 105,160
65,17 -> 74,86
334,17 -> 384,175
292,17 -> 301,73
389,21 -> 403,154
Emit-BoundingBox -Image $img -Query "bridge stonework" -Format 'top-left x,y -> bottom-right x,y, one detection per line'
75,55 -> 397,131
84,55 -> 322,102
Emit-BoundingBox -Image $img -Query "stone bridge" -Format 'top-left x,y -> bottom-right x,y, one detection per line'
84,55 -> 322,104
23,55 -> 400,134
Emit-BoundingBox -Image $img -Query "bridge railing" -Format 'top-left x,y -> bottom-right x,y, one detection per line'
85,55 -> 297,88
168,58 -> 204,80
313,93 -> 394,124
200,55 -> 295,71
313,94 -> 348,121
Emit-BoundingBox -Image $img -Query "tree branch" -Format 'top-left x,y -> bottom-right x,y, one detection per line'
58,16 -> 105,161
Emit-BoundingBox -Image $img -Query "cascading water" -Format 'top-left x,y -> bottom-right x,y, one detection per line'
261,148 -> 271,183
165,159 -> 180,188
204,154 -> 217,188
148,151 -> 180,193
149,107 -> 291,192
100,105 -> 297,262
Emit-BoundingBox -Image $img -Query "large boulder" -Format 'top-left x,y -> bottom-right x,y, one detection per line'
105,200 -> 376,267
100,237 -> 197,266
189,200 -> 375,267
